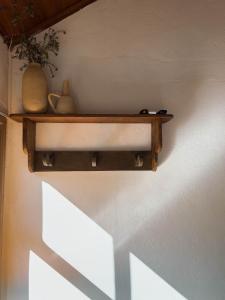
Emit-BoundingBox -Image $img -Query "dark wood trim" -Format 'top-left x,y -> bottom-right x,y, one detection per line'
0,0 -> 97,45
0,25 -> 6,39
35,151 -> 153,172
150,120 -> 163,171
23,118 -> 36,172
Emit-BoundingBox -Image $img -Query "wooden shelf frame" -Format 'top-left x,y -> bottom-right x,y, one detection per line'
10,113 -> 173,172
10,113 -> 173,123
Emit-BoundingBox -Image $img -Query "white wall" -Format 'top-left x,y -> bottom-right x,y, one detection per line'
3,0 -> 225,299
0,37 -> 8,112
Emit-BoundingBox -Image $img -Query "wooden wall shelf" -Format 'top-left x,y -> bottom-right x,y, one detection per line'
10,113 -> 173,172
10,113 -> 173,124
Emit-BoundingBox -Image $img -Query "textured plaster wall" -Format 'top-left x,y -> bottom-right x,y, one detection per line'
0,36 -> 8,300
0,37 -> 8,112
3,0 -> 225,299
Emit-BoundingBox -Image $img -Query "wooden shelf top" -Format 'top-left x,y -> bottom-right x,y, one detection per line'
10,113 -> 173,124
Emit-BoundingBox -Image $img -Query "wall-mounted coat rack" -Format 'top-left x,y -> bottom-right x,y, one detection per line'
10,113 -> 173,172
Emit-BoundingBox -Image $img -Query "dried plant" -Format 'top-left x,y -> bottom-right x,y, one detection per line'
12,28 -> 66,77
3,0 -> 65,77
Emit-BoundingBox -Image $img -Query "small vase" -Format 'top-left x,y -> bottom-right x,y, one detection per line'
22,63 -> 48,113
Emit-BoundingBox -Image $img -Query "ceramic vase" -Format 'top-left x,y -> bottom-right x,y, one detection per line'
48,80 -> 76,114
22,63 -> 48,113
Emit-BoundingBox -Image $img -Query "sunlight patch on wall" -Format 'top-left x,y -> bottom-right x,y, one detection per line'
29,251 -> 91,300
36,123 -> 151,151
42,182 -> 115,299
130,253 -> 188,300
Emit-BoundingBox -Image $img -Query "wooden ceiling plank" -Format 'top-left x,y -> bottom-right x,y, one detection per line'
25,0 -> 97,36
0,0 -> 97,39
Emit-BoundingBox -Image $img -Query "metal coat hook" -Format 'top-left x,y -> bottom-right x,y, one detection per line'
135,153 -> 144,168
18,113 -> 173,172
42,152 -> 55,167
91,152 -> 98,168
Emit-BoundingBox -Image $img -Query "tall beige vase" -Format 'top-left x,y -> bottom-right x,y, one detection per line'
22,63 -> 48,113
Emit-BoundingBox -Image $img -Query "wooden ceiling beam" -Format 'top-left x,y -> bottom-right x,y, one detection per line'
0,0 -> 97,39
23,0 -> 97,36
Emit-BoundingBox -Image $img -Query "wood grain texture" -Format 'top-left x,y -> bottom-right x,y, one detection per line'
23,118 -> 36,172
34,151 -> 153,172
151,120 -> 163,171
0,0 -> 97,39
20,113 -> 173,172
10,113 -> 173,124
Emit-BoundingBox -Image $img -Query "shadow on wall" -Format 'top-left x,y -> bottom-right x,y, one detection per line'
120,154 -> 225,300
14,68 -> 215,300
27,151 -> 225,300
7,73 -> 225,299
6,0 -> 225,299
159,77 -> 203,165
28,181 -> 188,300
38,172 -> 142,219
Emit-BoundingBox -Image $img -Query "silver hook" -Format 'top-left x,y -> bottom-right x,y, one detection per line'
91,152 -> 98,168
135,153 -> 144,168
42,153 -> 55,167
